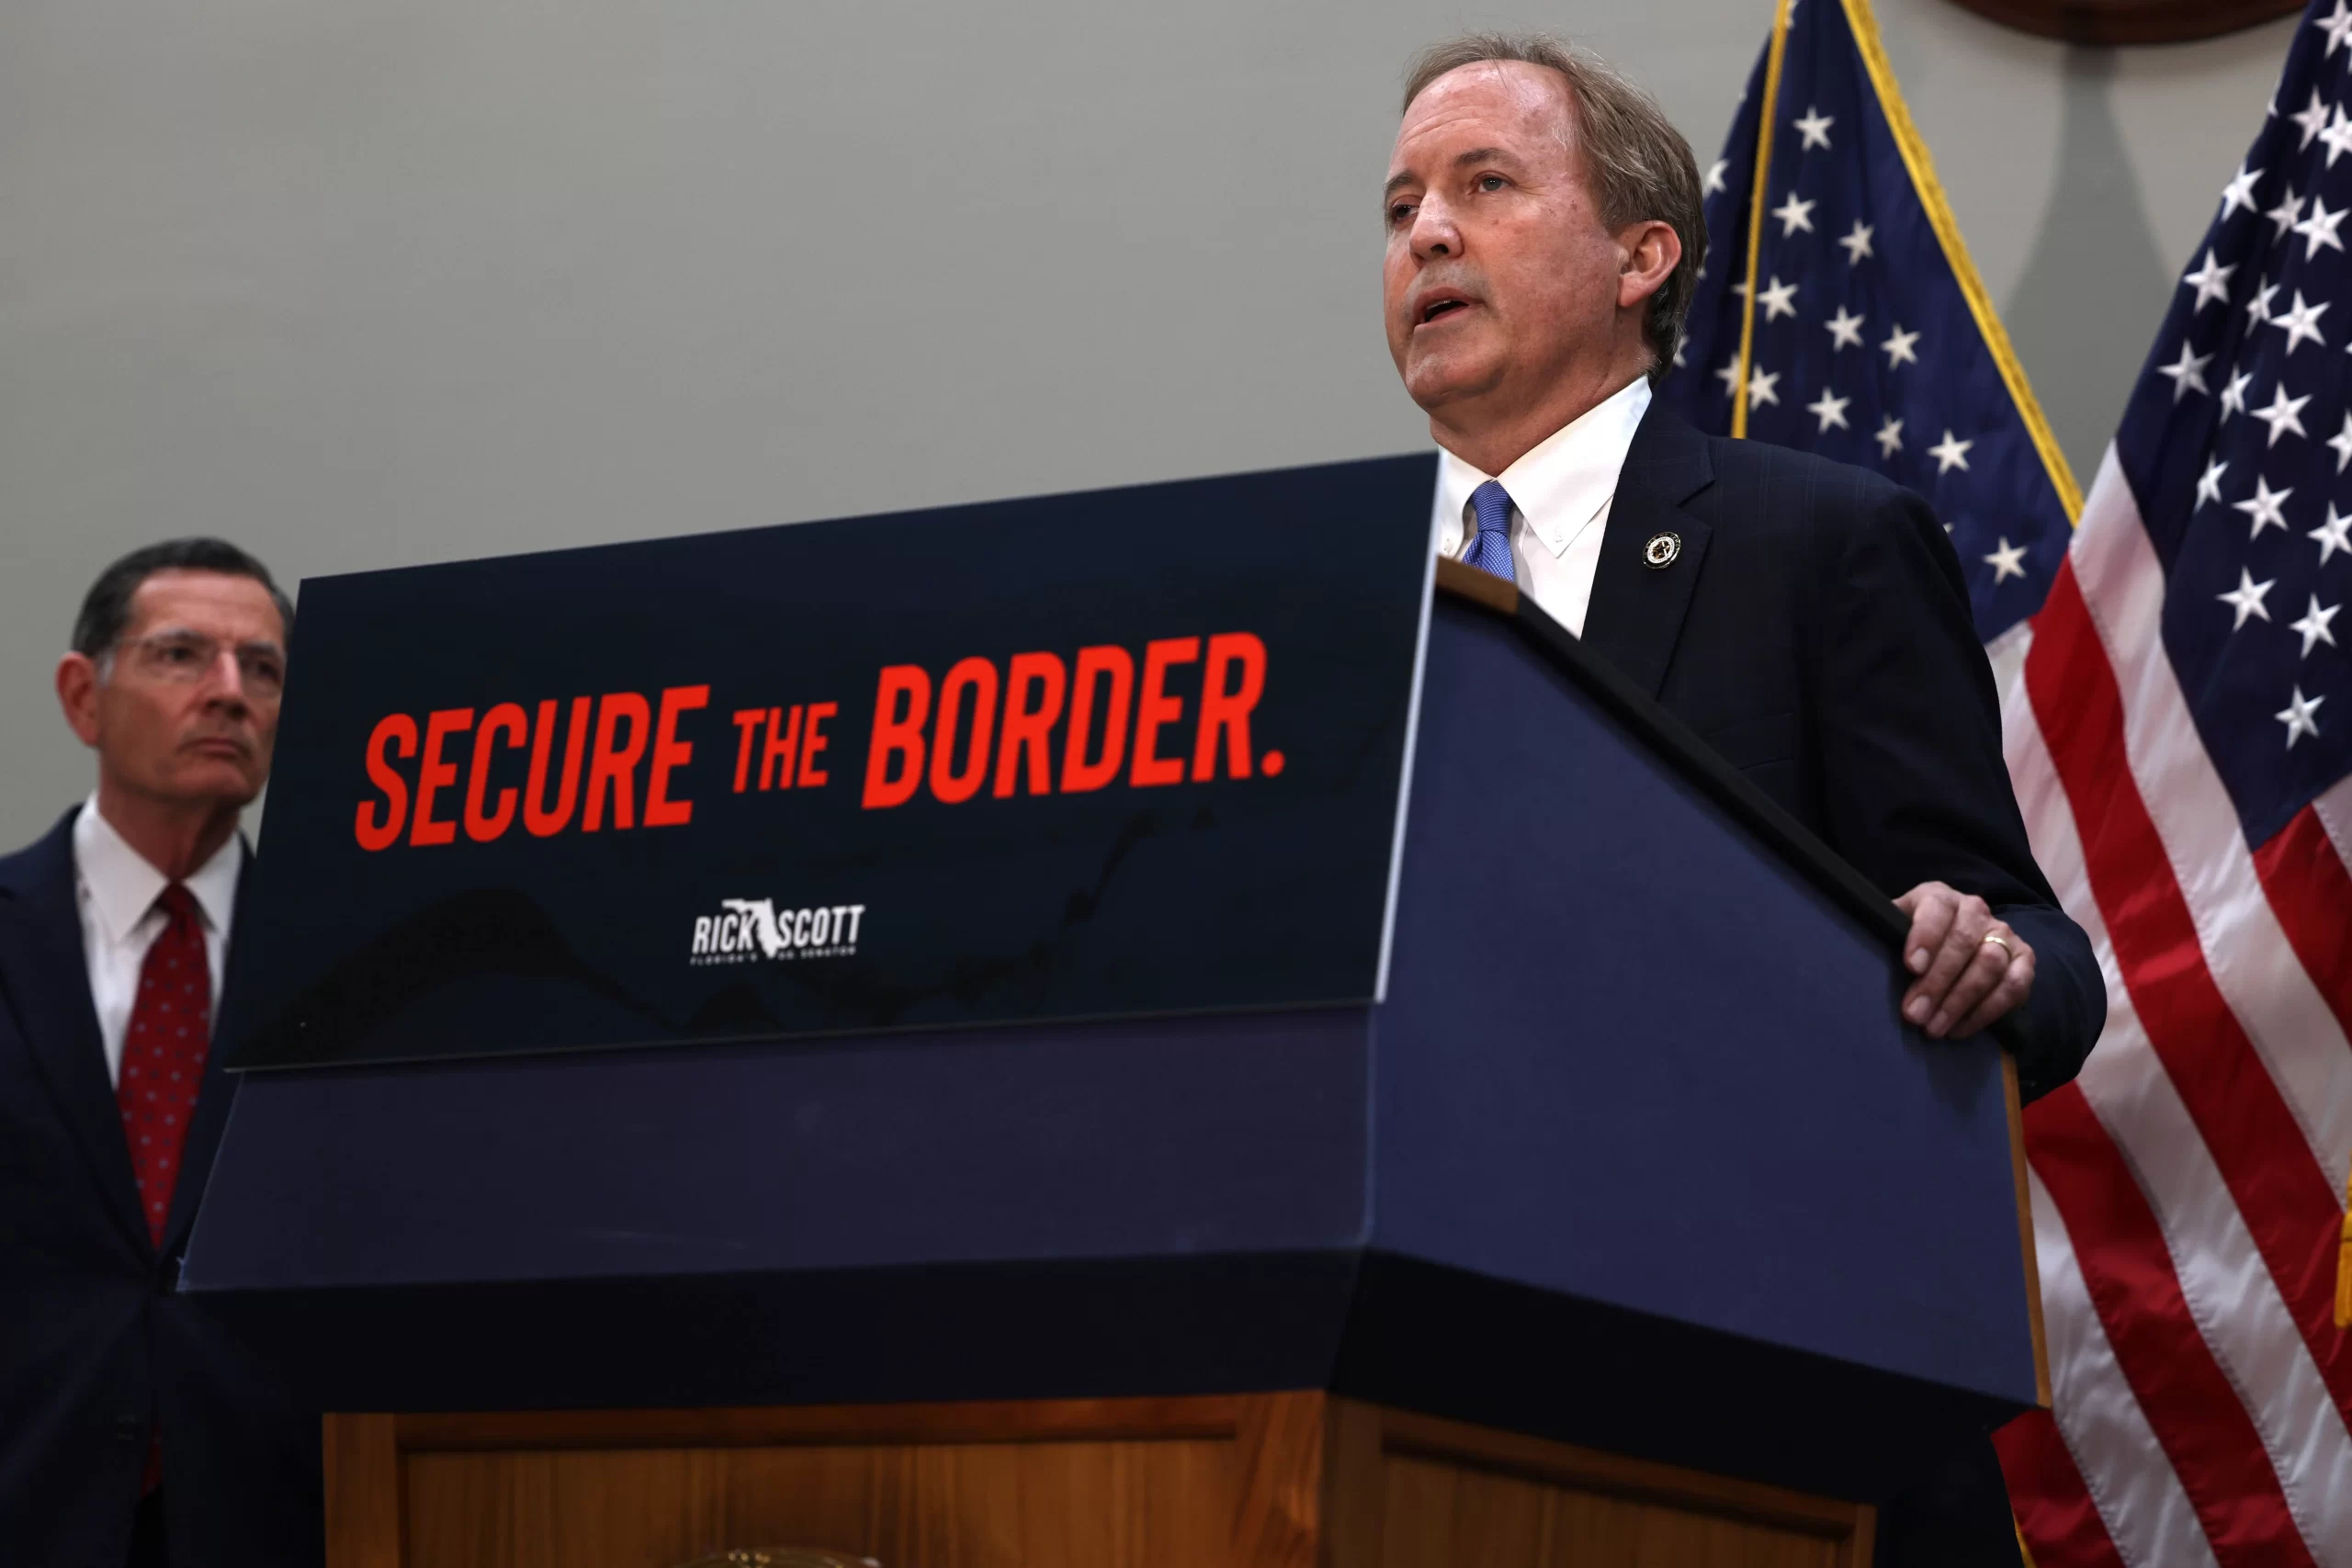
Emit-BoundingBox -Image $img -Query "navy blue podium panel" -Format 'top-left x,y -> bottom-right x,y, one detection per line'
186,587 -> 2040,1506
1376,596 -> 2034,1404
1356,592 -> 2040,1489
193,1008 -> 1374,1288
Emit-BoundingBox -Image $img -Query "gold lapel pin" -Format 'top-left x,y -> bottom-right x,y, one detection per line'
1642,532 -> 1682,570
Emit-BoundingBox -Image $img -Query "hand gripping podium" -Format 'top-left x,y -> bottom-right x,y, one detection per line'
183,459 -> 2044,1568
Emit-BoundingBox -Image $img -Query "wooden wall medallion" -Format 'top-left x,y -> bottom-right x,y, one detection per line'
1939,0 -> 2302,45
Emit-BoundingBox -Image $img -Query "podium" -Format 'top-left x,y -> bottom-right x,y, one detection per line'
185,560 -> 2043,1568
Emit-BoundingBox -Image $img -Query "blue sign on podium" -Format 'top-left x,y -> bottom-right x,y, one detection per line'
229,456 -> 1439,1070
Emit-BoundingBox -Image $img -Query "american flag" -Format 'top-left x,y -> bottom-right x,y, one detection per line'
1659,0 -> 2078,644
1662,2 -> 2352,1564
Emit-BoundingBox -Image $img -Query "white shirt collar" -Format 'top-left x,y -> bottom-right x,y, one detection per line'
74,795 -> 243,944
1436,376 -> 1653,558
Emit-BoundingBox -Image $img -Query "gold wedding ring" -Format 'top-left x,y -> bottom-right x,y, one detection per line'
1981,932 -> 2013,957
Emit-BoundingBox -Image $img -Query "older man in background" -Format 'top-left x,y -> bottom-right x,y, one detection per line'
1384,35 -> 2106,1568
0,539 -> 321,1566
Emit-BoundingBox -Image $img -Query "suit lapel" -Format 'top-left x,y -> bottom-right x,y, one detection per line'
0,811 -> 150,1256
1580,400 -> 1717,697
163,839 -> 251,1258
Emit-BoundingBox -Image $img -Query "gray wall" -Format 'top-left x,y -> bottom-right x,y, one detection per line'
0,0 -> 2295,849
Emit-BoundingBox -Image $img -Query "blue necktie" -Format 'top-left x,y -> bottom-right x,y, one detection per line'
1464,479 -> 1516,583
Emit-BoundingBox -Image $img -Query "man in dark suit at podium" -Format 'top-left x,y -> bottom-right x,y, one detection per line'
0,539 -> 322,1567
1381,36 -> 2103,1568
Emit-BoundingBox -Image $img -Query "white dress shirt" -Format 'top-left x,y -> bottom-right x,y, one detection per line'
73,798 -> 240,1089
1432,375 -> 1653,637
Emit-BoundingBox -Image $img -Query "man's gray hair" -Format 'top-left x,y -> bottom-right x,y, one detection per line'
73,536 -> 293,680
1402,33 -> 1708,386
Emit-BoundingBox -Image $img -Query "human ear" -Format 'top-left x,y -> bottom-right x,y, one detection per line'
55,652 -> 103,748
1615,220 -> 1682,310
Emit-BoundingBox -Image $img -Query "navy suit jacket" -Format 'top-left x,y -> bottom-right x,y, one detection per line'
0,809 -> 322,1567
1581,401 -> 2105,1101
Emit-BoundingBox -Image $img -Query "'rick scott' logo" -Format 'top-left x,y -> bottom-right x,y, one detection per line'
691,900 -> 866,966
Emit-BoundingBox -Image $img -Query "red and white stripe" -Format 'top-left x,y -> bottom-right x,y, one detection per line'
1991,448 -> 2352,1567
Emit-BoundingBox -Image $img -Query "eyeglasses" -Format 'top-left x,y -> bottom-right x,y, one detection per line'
117,631 -> 287,699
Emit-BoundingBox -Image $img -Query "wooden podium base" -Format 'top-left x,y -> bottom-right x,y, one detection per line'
325,1393 -> 1873,1568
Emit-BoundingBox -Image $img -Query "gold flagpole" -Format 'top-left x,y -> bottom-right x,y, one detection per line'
1731,0 -> 1793,440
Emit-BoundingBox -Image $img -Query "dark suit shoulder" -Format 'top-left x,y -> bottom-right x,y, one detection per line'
1686,429 -> 1928,540
0,808 -> 83,907
1677,431 -> 1976,629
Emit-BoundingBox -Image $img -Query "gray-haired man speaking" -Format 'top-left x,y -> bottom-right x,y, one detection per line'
1384,35 -> 2105,1567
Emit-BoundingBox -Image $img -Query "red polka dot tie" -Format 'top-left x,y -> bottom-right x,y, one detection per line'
116,884 -> 210,1247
